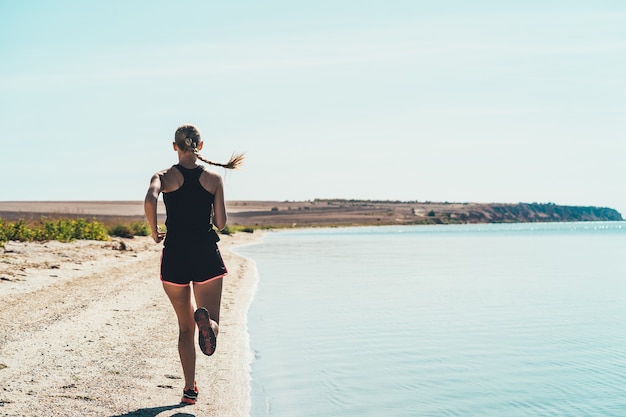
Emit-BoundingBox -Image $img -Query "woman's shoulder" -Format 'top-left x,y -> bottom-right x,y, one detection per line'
199,166 -> 223,193
199,165 -> 223,179
153,166 -> 184,193
156,165 -> 185,177
151,165 -> 175,175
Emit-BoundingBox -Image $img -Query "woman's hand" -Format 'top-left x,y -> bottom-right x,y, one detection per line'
152,226 -> 166,243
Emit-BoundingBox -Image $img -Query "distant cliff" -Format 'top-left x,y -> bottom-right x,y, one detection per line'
439,203 -> 623,224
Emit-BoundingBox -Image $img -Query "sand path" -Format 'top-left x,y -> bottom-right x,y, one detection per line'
0,233 -> 261,417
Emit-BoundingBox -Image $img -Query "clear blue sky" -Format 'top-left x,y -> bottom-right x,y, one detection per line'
1,1 -> 625,214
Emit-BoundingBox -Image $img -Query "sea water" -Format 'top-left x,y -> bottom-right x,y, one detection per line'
235,222 -> 626,417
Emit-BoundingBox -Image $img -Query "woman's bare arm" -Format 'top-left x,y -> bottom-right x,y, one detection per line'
144,173 -> 166,243
212,176 -> 227,230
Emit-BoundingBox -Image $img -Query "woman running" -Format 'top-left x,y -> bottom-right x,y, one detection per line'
144,124 -> 244,405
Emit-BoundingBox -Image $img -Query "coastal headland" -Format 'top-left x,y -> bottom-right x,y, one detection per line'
0,200 -> 622,228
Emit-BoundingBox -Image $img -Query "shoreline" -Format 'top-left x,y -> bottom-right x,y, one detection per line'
0,231 -> 264,416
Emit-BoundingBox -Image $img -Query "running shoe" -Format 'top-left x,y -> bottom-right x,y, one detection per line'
194,307 -> 217,356
181,382 -> 198,405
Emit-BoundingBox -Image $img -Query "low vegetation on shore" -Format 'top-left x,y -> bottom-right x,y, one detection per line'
0,218 -> 109,245
0,217 -> 145,246
0,217 -> 256,246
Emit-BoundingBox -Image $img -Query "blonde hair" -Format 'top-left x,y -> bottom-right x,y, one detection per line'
174,124 -> 244,169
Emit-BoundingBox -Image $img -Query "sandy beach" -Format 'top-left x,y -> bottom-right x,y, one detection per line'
0,232 -> 263,417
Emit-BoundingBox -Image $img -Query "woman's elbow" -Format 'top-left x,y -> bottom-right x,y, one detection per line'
214,213 -> 227,231
144,193 -> 157,211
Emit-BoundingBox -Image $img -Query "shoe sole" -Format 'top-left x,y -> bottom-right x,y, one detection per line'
194,307 -> 217,356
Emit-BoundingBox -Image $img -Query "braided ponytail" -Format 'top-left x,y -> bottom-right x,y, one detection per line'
174,124 -> 244,170
193,150 -> 245,169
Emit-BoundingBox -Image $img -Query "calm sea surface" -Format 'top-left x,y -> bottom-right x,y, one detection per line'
235,222 -> 626,417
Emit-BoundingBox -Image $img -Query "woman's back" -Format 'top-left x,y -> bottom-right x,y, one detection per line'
163,164 -> 215,245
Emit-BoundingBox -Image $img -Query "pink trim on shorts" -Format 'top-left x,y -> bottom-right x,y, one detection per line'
160,273 -> 227,287
161,279 -> 190,287
194,273 -> 227,285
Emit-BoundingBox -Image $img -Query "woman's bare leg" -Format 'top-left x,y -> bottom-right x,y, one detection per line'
162,283 -> 196,390
193,278 -> 223,337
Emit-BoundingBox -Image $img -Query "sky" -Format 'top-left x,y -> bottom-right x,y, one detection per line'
1,1 -> 625,214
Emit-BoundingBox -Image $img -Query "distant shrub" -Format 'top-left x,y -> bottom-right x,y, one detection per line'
427,210 -> 436,217
80,219 -> 109,241
130,221 -> 150,236
271,207 -> 279,212
43,218 -> 109,242
0,217 -> 108,244
220,225 -> 235,235
11,219 -> 34,241
220,224 -> 256,235
108,224 -> 135,239
0,219 -> 7,245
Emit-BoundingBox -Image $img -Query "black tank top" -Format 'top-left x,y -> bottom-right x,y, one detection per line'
163,164 -> 215,246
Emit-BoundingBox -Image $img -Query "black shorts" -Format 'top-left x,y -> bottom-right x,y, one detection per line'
160,242 -> 227,286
